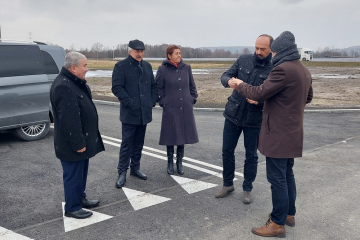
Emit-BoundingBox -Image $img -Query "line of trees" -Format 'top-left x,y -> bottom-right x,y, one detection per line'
63,42 -> 360,59
68,42 -> 360,59
69,43 -> 251,59
313,47 -> 359,58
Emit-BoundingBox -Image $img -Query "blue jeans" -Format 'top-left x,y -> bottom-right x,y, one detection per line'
266,157 -> 296,226
60,159 -> 88,212
118,123 -> 147,174
222,119 -> 260,191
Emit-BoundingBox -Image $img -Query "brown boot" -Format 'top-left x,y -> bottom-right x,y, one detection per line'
242,191 -> 252,204
252,218 -> 286,238
268,213 -> 295,227
215,185 -> 235,198
286,215 -> 295,227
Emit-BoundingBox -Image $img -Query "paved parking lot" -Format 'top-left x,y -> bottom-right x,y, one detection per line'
1,103 -> 359,239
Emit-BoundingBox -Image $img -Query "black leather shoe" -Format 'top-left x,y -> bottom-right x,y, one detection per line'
65,209 -> 93,219
116,171 -> 127,188
81,197 -> 99,208
130,169 -> 147,180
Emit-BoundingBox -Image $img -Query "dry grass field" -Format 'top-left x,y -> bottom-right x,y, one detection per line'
86,59 -> 360,109
87,59 -> 235,70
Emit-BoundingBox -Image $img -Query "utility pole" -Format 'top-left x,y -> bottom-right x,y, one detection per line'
113,46 -> 115,59
0,25 -> 2,42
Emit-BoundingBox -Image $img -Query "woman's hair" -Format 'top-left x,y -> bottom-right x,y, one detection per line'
166,45 -> 181,59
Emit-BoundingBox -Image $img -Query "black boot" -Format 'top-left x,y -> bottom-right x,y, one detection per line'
176,145 -> 184,175
115,170 -> 127,188
167,146 -> 174,175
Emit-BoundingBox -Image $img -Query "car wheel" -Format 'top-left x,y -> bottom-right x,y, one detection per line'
13,121 -> 50,141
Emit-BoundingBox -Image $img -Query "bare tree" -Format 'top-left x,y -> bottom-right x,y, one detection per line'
69,43 -> 75,51
241,48 -> 251,55
91,42 -> 104,59
341,51 -> 348,57
350,49 -> 355,58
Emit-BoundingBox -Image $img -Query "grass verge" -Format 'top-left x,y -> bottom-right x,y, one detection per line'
87,59 -> 360,70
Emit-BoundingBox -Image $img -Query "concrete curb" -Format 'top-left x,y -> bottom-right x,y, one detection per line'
93,100 -> 360,113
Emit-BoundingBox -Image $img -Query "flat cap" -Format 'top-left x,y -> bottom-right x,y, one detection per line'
128,39 -> 145,50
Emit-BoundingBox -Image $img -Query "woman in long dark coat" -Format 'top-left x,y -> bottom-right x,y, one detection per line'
156,45 -> 199,175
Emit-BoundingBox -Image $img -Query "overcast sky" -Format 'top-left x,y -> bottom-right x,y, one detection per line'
1,0 -> 359,51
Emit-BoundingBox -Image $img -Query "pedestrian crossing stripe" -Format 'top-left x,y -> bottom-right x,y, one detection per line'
171,175 -> 218,194
122,187 -> 171,211
62,202 -> 113,232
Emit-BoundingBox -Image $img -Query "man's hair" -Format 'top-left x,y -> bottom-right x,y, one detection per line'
64,51 -> 86,69
166,45 -> 181,59
128,47 -> 133,52
258,34 -> 274,47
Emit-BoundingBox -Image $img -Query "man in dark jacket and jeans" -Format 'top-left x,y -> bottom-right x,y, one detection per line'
50,51 -> 105,219
112,39 -> 157,188
215,35 -> 273,204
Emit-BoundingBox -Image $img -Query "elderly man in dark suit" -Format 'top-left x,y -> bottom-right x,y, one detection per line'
112,39 -> 157,188
50,51 -> 105,219
232,31 -> 313,237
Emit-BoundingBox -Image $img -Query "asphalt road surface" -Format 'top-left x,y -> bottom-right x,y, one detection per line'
1,103 -> 359,240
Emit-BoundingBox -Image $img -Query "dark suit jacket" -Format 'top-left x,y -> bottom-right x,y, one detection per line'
237,60 -> 313,158
50,67 -> 105,161
111,55 -> 157,125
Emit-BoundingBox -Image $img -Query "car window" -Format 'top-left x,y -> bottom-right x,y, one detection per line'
41,50 -> 59,74
0,45 -> 45,78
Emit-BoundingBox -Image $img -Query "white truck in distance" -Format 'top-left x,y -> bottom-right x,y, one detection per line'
298,47 -> 313,61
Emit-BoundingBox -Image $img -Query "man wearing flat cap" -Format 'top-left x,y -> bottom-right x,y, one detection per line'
112,39 -> 157,188
231,31 -> 313,237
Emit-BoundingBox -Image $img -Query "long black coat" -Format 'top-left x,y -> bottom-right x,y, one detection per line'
112,55 -> 157,125
221,53 -> 273,128
50,68 -> 105,162
156,59 -> 199,146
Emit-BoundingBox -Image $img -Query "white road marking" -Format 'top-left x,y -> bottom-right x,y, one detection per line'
0,226 -> 33,239
62,202 -> 113,232
122,188 -> 171,211
102,139 -> 237,178
102,135 -> 242,178
49,128 -> 243,178
101,135 -> 243,177
48,126 -> 242,229
171,175 -> 218,194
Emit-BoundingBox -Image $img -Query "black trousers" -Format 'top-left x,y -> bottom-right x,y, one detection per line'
266,157 -> 296,225
60,159 -> 88,212
117,122 -> 147,174
222,119 -> 260,191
